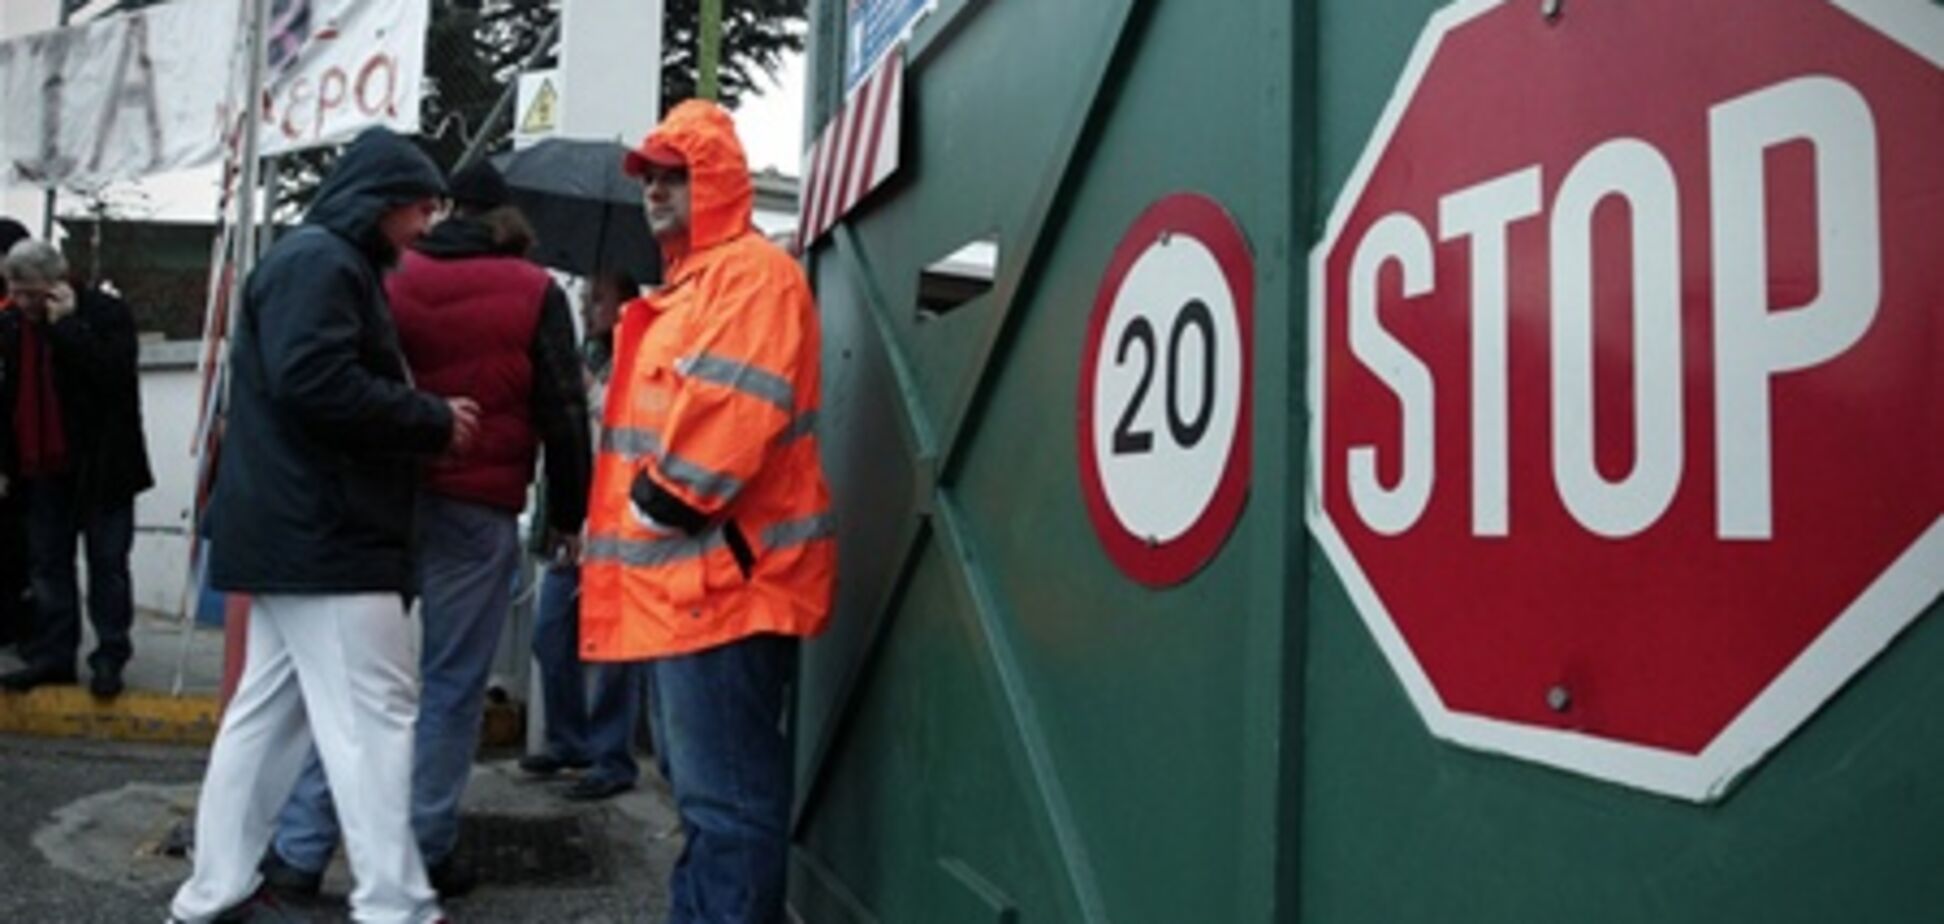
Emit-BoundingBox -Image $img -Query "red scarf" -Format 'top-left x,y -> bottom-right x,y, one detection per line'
13,308 -> 69,478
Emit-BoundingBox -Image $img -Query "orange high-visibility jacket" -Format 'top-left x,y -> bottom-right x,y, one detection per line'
580,100 -> 836,661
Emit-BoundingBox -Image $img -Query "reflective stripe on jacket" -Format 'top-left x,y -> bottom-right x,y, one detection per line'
580,100 -> 836,660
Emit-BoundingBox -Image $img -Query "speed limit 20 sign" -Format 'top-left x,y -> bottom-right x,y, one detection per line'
1309,0 -> 1941,800
1079,193 -> 1254,587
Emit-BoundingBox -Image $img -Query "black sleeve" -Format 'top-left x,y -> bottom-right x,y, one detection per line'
528,283 -> 592,534
257,260 -> 452,454
44,291 -> 139,390
631,468 -> 710,535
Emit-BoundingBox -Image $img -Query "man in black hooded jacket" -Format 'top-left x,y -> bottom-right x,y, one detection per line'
262,160 -> 593,899
169,128 -> 474,924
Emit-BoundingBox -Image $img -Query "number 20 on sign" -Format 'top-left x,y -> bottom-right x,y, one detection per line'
1079,193 -> 1255,587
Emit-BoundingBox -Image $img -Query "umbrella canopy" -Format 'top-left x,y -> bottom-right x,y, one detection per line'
492,138 -> 662,284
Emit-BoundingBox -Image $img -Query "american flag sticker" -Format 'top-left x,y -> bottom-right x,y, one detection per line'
796,45 -> 905,250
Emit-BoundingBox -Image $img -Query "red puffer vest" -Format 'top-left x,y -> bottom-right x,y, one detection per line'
387,249 -> 550,512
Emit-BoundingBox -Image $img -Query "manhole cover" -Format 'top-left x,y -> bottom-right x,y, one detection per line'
452,814 -> 602,887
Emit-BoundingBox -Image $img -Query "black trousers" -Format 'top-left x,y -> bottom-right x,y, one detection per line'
0,489 -> 31,647
19,476 -> 135,674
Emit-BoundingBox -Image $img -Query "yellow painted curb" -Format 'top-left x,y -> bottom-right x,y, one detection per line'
0,686 -> 219,746
0,688 -> 524,750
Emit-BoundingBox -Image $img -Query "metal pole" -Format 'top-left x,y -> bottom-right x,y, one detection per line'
454,16 -> 563,171
39,2 -> 76,240
234,0 -> 269,283
258,155 -> 280,257
197,0 -> 268,705
699,0 -> 722,101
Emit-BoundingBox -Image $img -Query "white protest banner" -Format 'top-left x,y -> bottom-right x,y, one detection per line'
0,0 -> 426,190
255,0 -> 428,158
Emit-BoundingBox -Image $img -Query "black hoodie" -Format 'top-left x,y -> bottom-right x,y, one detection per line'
208,128 -> 450,594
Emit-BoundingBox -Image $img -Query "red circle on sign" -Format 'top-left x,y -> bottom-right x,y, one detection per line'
1077,192 -> 1254,587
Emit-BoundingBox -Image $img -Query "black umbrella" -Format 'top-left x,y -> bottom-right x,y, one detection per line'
492,138 -> 662,284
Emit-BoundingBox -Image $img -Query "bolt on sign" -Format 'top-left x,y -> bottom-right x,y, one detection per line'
1307,0 -> 1942,801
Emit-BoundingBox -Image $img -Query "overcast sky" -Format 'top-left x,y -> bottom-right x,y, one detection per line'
736,51 -> 808,175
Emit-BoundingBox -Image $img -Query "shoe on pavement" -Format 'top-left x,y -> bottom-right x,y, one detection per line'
257,847 -> 322,900
0,662 -> 77,692
429,855 -> 477,899
517,752 -> 590,778
89,663 -> 125,699
563,775 -> 635,802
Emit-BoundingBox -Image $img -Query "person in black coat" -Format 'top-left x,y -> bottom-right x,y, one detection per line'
0,217 -> 37,655
207,149 -> 471,595
168,128 -> 474,924
0,235 -> 154,698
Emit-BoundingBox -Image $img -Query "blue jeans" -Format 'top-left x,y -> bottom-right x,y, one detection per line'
652,633 -> 799,924
21,476 -> 133,675
273,496 -> 520,871
530,562 -> 642,785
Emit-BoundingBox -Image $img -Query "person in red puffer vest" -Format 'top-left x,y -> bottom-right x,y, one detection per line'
258,161 -> 593,900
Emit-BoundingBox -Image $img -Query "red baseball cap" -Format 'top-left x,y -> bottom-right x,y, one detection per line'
623,137 -> 686,176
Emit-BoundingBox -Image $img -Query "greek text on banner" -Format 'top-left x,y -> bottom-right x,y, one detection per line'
0,0 -> 427,189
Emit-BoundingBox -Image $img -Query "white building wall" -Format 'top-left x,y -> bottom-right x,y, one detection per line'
131,344 -> 201,616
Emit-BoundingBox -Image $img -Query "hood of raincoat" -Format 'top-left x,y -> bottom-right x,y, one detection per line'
305,127 -> 446,262
633,100 -> 754,263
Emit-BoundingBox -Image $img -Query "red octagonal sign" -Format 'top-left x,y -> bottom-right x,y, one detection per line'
1309,0 -> 1942,800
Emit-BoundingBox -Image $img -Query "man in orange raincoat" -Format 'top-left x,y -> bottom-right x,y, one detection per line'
582,100 -> 836,923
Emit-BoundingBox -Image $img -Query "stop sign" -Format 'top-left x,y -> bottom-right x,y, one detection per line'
1309,0 -> 1942,801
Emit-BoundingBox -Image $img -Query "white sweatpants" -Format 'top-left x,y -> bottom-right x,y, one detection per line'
169,593 -> 443,924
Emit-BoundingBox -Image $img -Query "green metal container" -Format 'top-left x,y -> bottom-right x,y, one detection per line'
789,1 -> 1943,921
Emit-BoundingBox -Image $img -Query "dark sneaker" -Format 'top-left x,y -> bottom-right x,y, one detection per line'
89,663 -> 125,699
517,752 -> 590,778
168,885 -> 298,923
563,775 -> 634,802
213,887 -> 299,923
257,847 -> 323,900
429,855 -> 477,899
0,662 -> 77,692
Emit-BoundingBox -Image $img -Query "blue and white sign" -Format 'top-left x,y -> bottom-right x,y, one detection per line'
845,0 -> 930,90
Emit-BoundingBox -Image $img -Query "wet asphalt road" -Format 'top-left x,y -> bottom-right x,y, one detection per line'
0,736 -> 677,922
